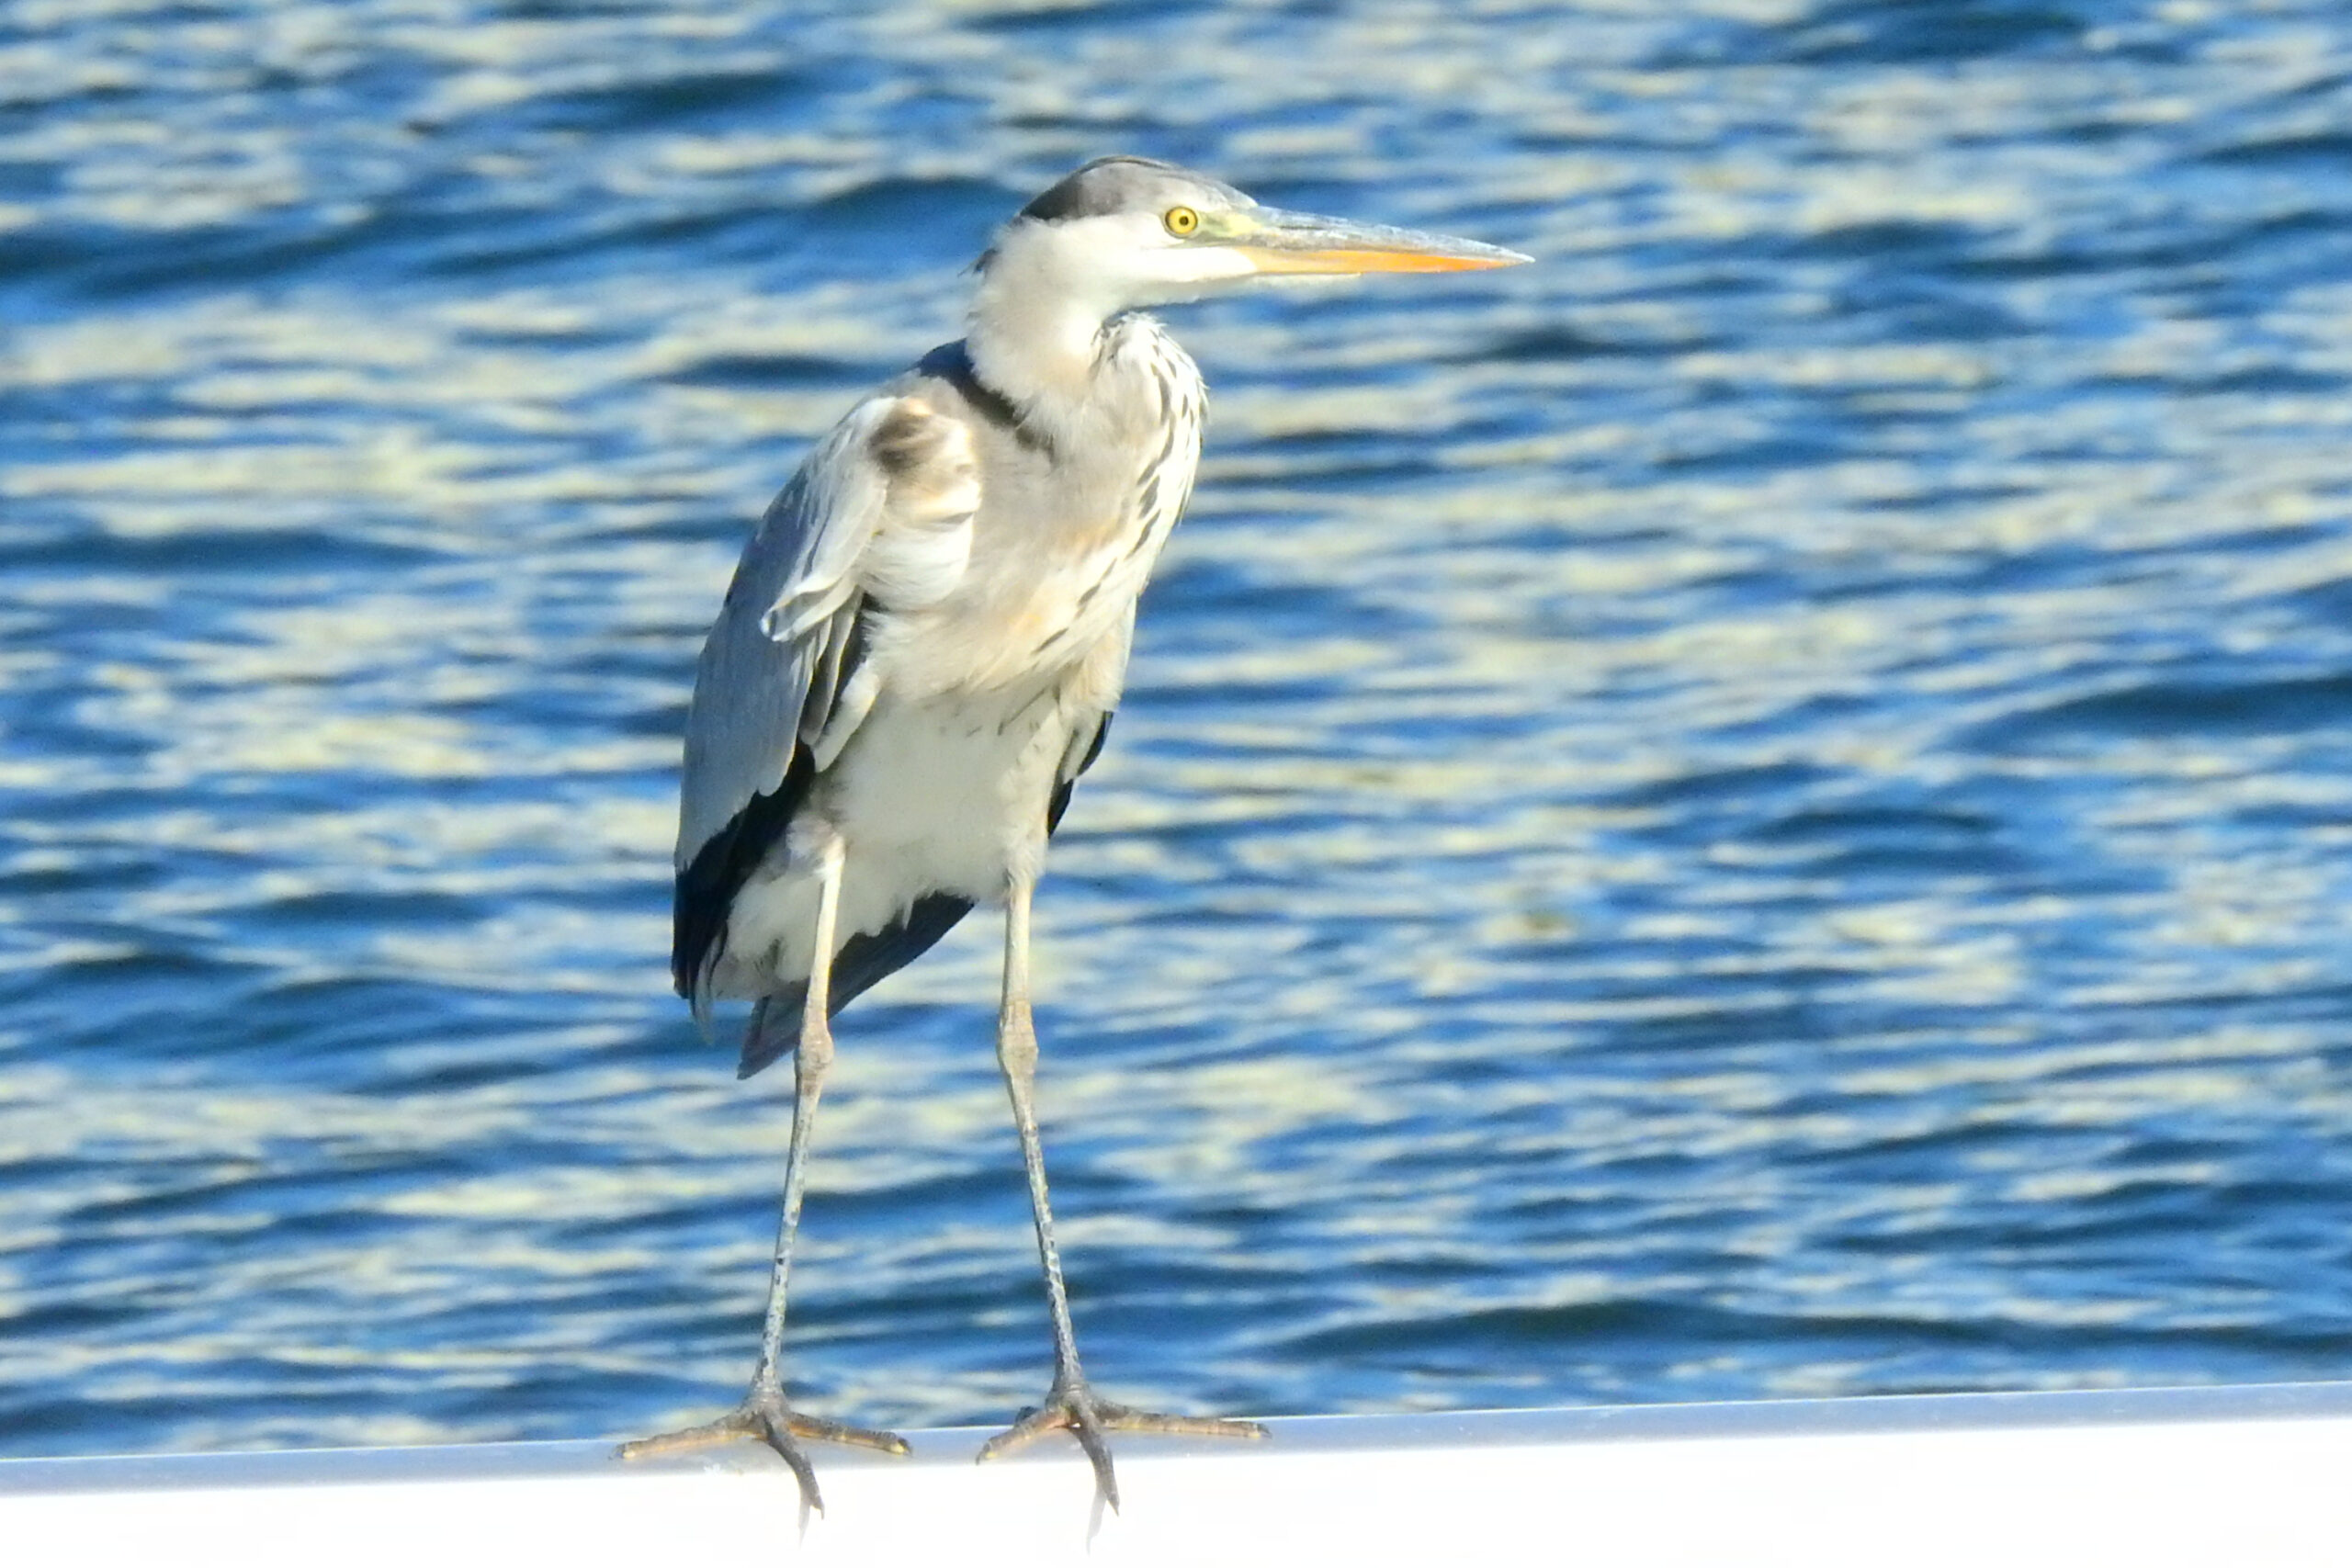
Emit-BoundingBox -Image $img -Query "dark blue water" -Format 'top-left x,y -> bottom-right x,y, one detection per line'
6,0 -> 2352,1458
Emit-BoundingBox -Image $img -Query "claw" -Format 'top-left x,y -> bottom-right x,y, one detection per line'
977,1382 -> 1266,1512
619,1386 -> 909,1516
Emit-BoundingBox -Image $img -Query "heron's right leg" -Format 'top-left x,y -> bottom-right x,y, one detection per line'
618,834 -> 906,1513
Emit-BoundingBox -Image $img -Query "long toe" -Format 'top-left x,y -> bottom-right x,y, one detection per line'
615,1405 -> 766,1461
781,1409 -> 911,1455
1090,1400 -> 1269,1441
618,1390 -> 910,1516
977,1385 -> 1265,1513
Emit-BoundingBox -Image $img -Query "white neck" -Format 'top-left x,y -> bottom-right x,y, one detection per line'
962,212 -> 1251,444
967,277 -> 1103,419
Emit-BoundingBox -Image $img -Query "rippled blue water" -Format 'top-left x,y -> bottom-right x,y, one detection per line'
6,0 -> 2352,1460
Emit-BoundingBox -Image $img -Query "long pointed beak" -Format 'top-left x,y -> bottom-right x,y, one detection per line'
1227,207 -> 1531,276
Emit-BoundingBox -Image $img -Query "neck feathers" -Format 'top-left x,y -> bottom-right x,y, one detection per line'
964,225 -> 1124,447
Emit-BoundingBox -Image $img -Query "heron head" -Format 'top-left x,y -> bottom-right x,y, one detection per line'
981,156 -> 1529,314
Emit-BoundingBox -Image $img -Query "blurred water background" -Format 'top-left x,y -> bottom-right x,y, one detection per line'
6,0 -> 2352,1459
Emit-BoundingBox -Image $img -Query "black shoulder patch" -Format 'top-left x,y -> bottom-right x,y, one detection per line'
916,339 -> 1050,454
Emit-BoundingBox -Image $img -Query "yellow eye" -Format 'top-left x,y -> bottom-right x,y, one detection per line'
1163,205 -> 1200,237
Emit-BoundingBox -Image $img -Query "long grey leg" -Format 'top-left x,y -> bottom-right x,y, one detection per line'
752,835 -> 844,1394
995,865 -> 1089,1381
976,867 -> 1265,1510
619,834 -> 906,1512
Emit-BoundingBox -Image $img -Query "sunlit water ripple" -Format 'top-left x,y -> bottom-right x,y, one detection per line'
5,0 -> 2352,1457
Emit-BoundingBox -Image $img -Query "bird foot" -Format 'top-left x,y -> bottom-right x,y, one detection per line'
617,1384 -> 909,1515
976,1381 -> 1266,1511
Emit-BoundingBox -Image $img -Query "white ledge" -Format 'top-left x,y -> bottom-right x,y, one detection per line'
7,1383 -> 2352,1563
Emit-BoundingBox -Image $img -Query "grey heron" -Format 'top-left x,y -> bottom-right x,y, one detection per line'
621,156 -> 1527,1512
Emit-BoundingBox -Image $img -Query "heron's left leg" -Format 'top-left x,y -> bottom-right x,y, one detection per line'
975,865 -> 1265,1510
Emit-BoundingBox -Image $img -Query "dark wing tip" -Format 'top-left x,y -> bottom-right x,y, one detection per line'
673,750 -> 819,1001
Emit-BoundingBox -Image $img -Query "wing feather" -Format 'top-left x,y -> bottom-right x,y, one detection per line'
672,394 -> 978,1020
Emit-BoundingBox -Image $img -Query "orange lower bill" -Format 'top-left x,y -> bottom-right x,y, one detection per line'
1235,245 -> 1525,275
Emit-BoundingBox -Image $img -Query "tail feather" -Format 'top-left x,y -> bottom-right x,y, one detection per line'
736,891 -> 976,1078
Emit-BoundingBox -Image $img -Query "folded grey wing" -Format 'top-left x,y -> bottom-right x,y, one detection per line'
673,395 -> 979,1022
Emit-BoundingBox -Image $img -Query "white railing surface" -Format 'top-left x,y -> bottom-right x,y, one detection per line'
6,1382 -> 2352,1564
